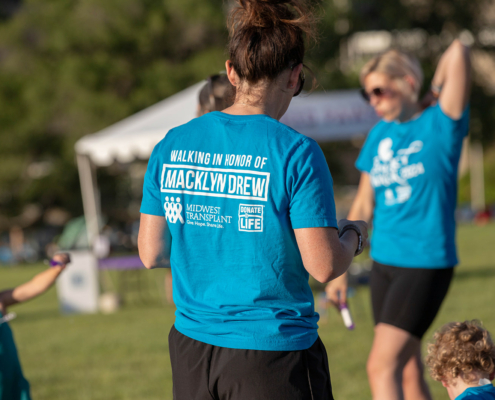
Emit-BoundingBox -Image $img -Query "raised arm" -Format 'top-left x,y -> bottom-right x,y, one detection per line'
325,173 -> 374,304
138,213 -> 171,269
431,39 -> 471,119
0,253 -> 70,313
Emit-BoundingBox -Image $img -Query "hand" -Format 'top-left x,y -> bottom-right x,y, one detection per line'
51,253 -> 71,269
338,219 -> 369,251
325,273 -> 348,307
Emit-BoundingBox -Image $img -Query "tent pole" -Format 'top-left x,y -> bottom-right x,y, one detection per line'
76,154 -> 101,248
469,141 -> 485,213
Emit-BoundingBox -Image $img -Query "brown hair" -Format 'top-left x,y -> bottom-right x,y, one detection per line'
227,0 -> 316,84
426,320 -> 495,384
198,74 -> 235,114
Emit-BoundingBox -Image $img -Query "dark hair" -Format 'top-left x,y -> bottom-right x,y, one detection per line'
198,74 -> 235,114
228,0 -> 316,84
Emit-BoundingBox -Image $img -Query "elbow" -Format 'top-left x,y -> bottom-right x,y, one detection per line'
138,244 -> 156,270
312,268 -> 336,284
313,262 -> 348,283
139,254 -> 155,270
142,261 -> 155,270
138,235 -> 155,269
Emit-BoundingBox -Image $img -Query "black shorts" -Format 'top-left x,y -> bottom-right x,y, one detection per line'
370,261 -> 454,339
168,325 -> 334,400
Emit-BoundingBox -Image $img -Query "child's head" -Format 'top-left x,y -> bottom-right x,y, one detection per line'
426,320 -> 495,385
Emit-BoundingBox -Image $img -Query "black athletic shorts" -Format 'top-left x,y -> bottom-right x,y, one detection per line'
370,261 -> 454,339
168,325 -> 334,400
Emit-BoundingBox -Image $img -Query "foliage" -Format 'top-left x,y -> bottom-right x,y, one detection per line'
0,0 -> 494,224
0,0 -> 228,220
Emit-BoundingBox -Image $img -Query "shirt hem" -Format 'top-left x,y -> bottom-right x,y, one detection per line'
139,207 -> 163,216
371,255 -> 458,269
291,217 -> 338,230
174,325 -> 319,351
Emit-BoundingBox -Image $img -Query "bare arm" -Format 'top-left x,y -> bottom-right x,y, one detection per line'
295,219 -> 368,284
326,173 -> 374,304
138,213 -> 171,269
431,39 -> 471,119
347,173 -> 375,223
0,253 -> 69,313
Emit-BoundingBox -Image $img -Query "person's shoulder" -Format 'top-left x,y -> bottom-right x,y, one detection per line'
267,118 -> 316,148
154,115 -> 207,148
426,102 -> 469,122
361,119 -> 390,147
456,394 -> 489,400
368,119 -> 390,136
456,385 -> 495,400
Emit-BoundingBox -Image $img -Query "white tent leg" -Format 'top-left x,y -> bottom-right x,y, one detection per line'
77,154 -> 101,247
469,141 -> 485,212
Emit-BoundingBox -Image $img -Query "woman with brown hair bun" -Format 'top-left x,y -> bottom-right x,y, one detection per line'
138,0 -> 368,398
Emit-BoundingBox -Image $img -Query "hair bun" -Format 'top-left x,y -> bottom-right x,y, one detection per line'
228,0 -> 316,83
232,0 -> 315,35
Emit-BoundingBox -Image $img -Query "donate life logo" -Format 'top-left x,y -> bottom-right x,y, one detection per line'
164,196 -> 185,224
238,204 -> 264,232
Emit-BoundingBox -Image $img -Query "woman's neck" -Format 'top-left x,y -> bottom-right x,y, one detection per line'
222,81 -> 291,121
397,102 -> 422,123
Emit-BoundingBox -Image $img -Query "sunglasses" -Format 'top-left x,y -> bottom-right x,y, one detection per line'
360,87 -> 392,102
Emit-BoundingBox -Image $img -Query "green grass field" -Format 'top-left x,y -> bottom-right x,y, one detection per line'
2,223 -> 494,400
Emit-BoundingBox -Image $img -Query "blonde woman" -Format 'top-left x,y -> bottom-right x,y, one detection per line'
326,40 -> 471,400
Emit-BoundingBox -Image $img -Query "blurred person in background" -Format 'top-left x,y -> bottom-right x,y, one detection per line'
0,253 -> 70,400
426,320 -> 495,400
326,40 -> 471,400
197,73 -> 235,117
163,74 -> 235,304
138,0 -> 368,398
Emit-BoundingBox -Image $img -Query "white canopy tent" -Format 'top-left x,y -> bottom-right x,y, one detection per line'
75,83 -> 378,245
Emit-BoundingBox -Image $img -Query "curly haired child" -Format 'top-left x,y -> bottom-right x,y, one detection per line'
426,320 -> 495,400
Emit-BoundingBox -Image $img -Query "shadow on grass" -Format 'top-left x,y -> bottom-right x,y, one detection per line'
453,266 -> 495,281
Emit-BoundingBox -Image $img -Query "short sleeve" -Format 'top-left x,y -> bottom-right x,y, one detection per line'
286,139 -> 338,229
355,126 -> 379,173
140,145 -> 164,216
435,102 -> 470,139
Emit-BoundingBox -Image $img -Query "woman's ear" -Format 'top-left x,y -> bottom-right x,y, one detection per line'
225,60 -> 238,87
288,63 -> 303,91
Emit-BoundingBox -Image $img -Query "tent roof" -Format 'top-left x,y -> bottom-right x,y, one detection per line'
75,82 -> 378,167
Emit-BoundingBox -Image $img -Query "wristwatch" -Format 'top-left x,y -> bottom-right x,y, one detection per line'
338,224 -> 363,256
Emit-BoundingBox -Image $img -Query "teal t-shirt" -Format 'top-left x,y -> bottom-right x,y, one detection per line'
356,103 -> 469,268
141,112 -> 338,351
0,312 -> 31,400
456,384 -> 495,400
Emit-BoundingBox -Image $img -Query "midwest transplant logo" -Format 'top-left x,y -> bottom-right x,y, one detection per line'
238,204 -> 264,232
164,196 -> 184,224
